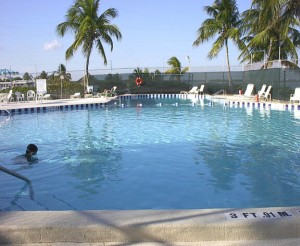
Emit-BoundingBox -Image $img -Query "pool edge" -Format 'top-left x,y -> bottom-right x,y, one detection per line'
1,207 -> 300,244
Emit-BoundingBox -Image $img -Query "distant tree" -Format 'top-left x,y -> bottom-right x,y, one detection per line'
152,69 -> 163,81
23,72 -> 33,81
56,0 -> 122,91
133,67 -> 143,77
38,71 -> 48,79
104,73 -> 122,83
57,64 -> 71,80
142,68 -> 151,82
165,57 -> 189,81
49,64 -> 72,85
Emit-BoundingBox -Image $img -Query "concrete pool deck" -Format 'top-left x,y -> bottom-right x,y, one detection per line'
1,94 -> 300,245
0,96 -> 118,114
1,208 -> 300,245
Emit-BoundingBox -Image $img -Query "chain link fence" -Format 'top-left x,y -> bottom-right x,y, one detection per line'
1,61 -> 299,101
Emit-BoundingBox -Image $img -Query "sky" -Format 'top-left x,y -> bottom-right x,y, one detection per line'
0,0 -> 251,75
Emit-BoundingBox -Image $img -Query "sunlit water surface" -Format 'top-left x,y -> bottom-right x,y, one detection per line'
0,98 -> 299,211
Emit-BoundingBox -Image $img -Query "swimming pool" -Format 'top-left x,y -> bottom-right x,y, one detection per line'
1,97 -> 300,211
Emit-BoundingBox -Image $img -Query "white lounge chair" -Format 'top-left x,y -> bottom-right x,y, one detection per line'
27,90 -> 35,102
43,94 -> 51,100
198,85 -> 205,95
242,84 -> 255,99
36,92 -> 44,101
244,84 -> 255,97
99,86 -> 117,97
180,86 -> 198,94
290,88 -> 300,103
0,90 -> 13,103
70,92 -> 81,99
260,85 -> 272,102
258,84 -> 267,98
15,92 -> 25,102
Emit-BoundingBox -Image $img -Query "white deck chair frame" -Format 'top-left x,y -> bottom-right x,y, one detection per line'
258,84 -> 267,98
70,92 -> 81,99
1,90 -> 13,103
243,84 -> 255,98
100,86 -> 117,97
180,86 -> 198,94
198,85 -> 205,95
290,88 -> 300,103
261,85 -> 272,102
27,90 -> 35,102
15,92 -> 25,102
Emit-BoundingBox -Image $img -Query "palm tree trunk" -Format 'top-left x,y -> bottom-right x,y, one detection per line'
85,49 -> 92,91
85,59 -> 89,91
267,39 -> 274,68
225,40 -> 233,92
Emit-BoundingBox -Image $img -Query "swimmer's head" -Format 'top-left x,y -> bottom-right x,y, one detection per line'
25,144 -> 38,161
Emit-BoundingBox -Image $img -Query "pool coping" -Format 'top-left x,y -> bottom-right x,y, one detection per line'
1,207 -> 300,244
0,96 -> 118,115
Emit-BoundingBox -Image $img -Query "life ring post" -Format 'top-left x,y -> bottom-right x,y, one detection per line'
135,77 -> 143,87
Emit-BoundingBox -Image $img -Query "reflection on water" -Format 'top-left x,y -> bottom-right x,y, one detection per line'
63,110 -> 122,196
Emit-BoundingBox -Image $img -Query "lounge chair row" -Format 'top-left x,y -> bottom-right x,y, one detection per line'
70,86 -> 117,99
0,90 -> 51,103
243,84 -> 300,103
242,84 -> 272,102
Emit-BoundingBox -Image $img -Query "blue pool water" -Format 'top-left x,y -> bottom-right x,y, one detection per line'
0,98 -> 300,211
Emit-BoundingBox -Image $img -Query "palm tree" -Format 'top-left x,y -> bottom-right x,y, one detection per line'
38,71 -> 48,79
23,72 -> 33,81
165,57 -> 189,81
193,0 -> 242,91
56,0 -> 122,90
57,64 -> 72,81
239,0 -> 300,68
283,0 -> 300,20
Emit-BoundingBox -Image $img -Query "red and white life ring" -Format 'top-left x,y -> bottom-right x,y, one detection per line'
135,77 -> 143,87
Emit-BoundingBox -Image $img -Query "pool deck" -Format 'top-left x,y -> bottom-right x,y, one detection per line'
1,208 -> 300,245
0,96 -> 118,113
1,94 -> 300,245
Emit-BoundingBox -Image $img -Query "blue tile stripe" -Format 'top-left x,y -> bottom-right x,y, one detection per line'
0,102 -> 108,116
226,100 -> 300,111
119,94 -> 300,111
119,94 -> 204,100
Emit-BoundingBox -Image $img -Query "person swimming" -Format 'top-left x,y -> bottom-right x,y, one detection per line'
25,144 -> 38,162
12,144 -> 39,165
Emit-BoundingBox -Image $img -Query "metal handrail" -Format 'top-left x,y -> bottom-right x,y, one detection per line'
0,104 -> 11,116
0,165 -> 31,184
212,89 -> 227,96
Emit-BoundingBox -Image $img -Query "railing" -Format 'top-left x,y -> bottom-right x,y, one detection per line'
0,104 -> 11,116
212,89 -> 227,96
0,165 -> 31,184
